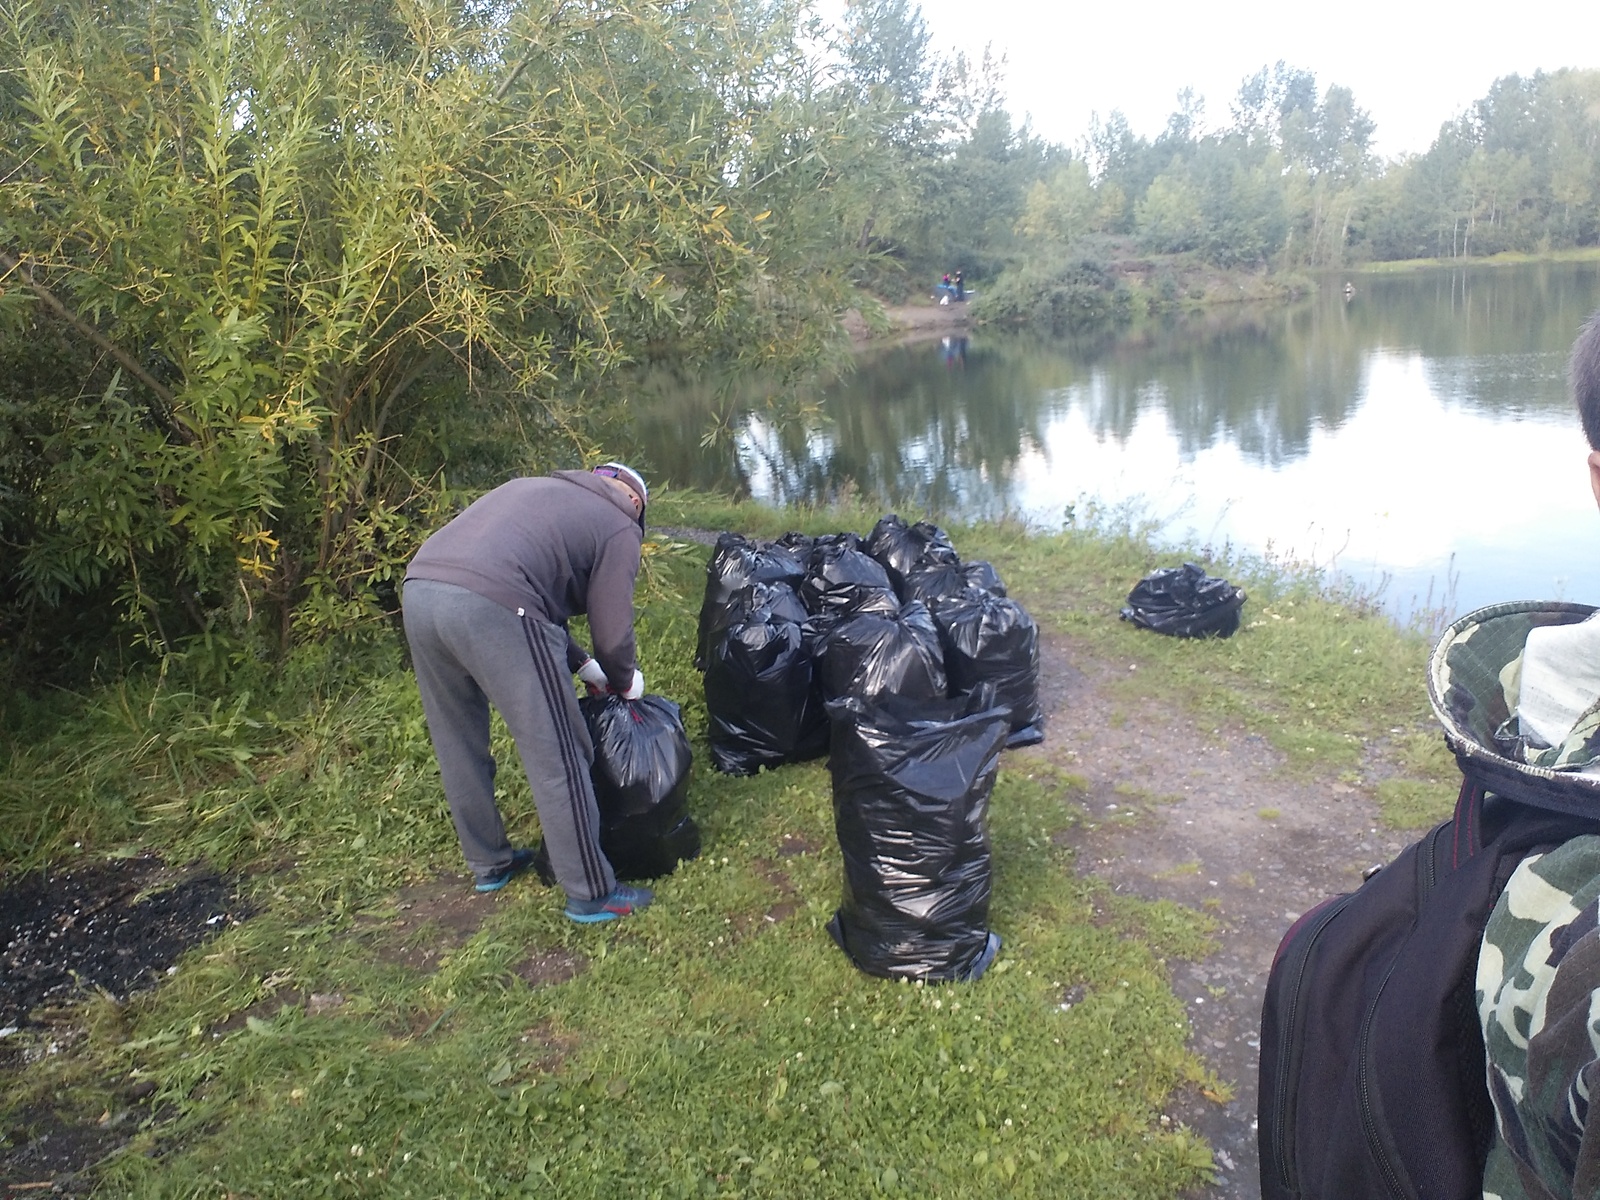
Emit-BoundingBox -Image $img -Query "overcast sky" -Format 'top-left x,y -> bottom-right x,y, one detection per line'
902,0 -> 1597,159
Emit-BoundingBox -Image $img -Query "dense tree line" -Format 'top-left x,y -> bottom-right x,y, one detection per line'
856,52 -> 1600,325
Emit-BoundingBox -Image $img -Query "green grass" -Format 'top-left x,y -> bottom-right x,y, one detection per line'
1,496 -> 1463,1196
81,761 -> 1218,1198
1374,779 -> 1459,829
1346,246 -> 1600,275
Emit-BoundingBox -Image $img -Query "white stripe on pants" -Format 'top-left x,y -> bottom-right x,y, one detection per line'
401,579 -> 615,900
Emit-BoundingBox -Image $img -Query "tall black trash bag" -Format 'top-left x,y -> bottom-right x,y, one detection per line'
1120,562 -> 1246,638
935,590 -> 1044,747
580,693 -> 700,880
825,689 -> 1008,982
813,600 -> 947,705
866,513 -> 959,591
696,534 -> 806,669
704,583 -> 828,775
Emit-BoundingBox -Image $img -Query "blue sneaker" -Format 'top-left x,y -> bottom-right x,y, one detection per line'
475,848 -> 537,893
564,884 -> 654,924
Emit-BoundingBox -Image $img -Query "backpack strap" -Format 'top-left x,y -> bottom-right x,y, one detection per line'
1452,777 -> 1486,867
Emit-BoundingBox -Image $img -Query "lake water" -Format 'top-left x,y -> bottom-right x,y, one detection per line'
626,261 -> 1600,622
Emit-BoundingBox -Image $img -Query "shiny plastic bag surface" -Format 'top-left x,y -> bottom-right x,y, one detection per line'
579,693 -> 700,879
1119,562 -> 1246,639
798,544 -> 898,629
866,513 -> 960,590
786,531 -> 862,567
902,559 -> 1007,607
696,533 -> 807,669
814,600 -> 946,704
704,585 -> 828,775
935,591 -> 1043,746
825,690 -> 1007,982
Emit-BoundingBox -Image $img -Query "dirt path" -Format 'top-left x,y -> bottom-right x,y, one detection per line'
844,300 -> 972,346
1022,631 -> 1412,1198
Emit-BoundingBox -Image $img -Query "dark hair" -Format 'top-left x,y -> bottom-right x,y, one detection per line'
1573,309 -> 1600,450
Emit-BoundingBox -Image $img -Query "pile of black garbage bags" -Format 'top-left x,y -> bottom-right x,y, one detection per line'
697,514 -> 1041,982
698,514 -> 1043,771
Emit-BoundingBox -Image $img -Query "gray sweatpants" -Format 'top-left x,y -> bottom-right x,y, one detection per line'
401,579 -> 616,902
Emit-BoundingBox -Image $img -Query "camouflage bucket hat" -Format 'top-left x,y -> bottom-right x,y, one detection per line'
1428,600 -> 1600,817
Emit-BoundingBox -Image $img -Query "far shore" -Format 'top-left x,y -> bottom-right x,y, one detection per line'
1344,246 -> 1600,275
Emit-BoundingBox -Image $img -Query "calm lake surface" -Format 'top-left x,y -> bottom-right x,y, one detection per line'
626,261 -> 1600,623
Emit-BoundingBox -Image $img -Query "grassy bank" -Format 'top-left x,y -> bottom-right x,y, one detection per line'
1346,246 -> 1600,275
973,244 -> 1310,337
0,496 -> 1457,1197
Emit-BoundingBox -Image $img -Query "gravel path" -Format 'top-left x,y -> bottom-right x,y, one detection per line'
1021,631 -> 1412,1198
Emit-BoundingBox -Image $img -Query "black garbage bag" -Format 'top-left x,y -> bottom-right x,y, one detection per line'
799,544 -> 898,627
580,693 -> 700,879
774,530 -> 815,554
825,688 -> 1008,982
814,600 -> 947,704
727,579 -> 809,628
935,590 -> 1043,747
960,560 -> 1006,597
704,585 -> 828,775
696,534 -> 807,669
901,561 -> 965,607
1120,562 -> 1247,639
902,559 -> 1007,608
789,530 -> 861,566
866,513 -> 960,591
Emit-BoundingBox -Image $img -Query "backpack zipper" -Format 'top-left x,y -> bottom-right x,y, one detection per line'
1270,891 -> 1357,1191
1353,822 -> 1448,1200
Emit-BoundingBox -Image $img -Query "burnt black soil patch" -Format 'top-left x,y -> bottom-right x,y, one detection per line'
1,1106 -> 129,1194
1,854 -> 253,1027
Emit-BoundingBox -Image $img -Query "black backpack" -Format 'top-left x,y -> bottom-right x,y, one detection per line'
1260,601 -> 1600,1198
1258,780 -> 1600,1200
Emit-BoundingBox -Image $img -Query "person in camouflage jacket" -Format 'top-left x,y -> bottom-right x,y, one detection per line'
1474,310 -> 1600,1199
1479,838 -> 1600,1199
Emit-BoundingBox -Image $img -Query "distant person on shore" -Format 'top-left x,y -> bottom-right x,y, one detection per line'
1475,308 -> 1600,1197
401,463 -> 655,923
953,270 -> 965,300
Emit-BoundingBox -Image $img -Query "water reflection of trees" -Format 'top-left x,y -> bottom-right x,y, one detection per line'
623,262 -> 1600,514
1069,304 -> 1366,466
625,337 -> 1079,516
1348,264 -> 1600,416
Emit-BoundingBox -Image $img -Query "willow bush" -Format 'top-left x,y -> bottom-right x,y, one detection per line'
0,0 -> 867,675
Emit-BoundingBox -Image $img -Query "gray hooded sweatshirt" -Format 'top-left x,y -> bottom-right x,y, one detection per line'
404,471 -> 642,688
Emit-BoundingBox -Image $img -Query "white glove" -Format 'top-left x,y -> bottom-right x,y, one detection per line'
621,669 -> 645,701
576,658 -> 608,692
